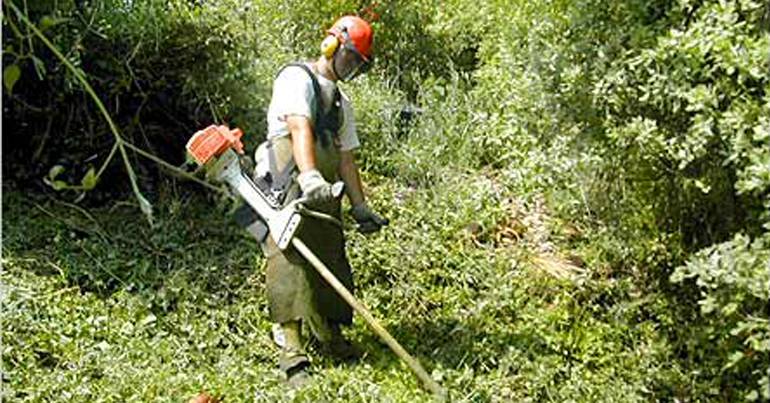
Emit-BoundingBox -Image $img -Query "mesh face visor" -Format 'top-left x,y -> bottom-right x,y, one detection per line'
332,29 -> 373,81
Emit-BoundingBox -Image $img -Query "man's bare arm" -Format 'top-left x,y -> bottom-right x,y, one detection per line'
338,150 -> 365,207
286,115 -> 316,172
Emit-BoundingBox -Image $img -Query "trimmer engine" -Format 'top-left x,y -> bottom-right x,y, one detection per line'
185,125 -> 301,249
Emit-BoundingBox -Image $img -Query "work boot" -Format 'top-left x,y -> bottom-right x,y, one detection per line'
281,348 -> 311,389
325,324 -> 361,361
276,320 -> 311,389
307,314 -> 360,361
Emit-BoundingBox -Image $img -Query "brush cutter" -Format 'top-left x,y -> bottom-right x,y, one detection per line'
185,125 -> 446,398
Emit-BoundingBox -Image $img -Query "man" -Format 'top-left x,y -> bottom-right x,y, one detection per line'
252,15 -> 388,387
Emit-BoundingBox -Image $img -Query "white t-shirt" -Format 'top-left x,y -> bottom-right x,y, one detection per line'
266,64 -> 360,151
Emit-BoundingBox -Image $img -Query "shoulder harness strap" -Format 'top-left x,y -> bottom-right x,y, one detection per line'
264,63 -> 333,200
275,62 -> 342,148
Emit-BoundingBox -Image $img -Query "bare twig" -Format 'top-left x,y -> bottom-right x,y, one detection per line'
2,2 -> 27,51
8,0 -> 153,223
135,120 -> 155,158
122,140 -> 226,193
22,0 -> 34,54
8,93 -> 51,113
32,202 -> 110,244
50,198 -> 110,238
77,243 -> 128,288
96,142 -> 119,178
32,109 -> 55,162
63,102 -> 75,140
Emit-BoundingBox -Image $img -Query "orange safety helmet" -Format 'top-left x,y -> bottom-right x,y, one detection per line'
322,15 -> 373,61
328,15 -> 374,62
321,16 -> 374,81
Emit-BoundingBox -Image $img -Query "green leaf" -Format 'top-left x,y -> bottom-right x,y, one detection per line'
31,56 -> 46,80
721,302 -> 739,316
694,179 -> 711,194
51,180 -> 68,191
39,16 -> 56,30
3,64 -> 21,94
48,165 -> 65,180
44,165 -> 70,190
723,350 -> 744,370
80,167 -> 98,190
139,314 -> 157,327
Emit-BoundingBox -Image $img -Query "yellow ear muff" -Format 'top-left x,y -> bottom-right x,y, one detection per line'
321,35 -> 339,59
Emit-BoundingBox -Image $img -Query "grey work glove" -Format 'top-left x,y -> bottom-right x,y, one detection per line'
351,203 -> 389,234
297,169 -> 336,207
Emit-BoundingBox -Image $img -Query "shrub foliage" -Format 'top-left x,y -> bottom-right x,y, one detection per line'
3,0 -> 769,400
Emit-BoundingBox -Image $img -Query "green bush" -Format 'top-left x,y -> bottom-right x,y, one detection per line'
596,0 -> 769,247
671,233 -> 770,401
4,0 -> 770,400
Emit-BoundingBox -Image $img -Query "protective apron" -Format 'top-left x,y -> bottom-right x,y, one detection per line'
260,120 -> 354,328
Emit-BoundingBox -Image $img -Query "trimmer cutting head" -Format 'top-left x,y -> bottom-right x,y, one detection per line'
186,125 -> 245,165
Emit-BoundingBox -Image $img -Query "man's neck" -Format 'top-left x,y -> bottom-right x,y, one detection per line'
314,57 -> 338,82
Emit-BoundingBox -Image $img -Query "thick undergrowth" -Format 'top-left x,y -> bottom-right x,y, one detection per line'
3,0 -> 769,401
